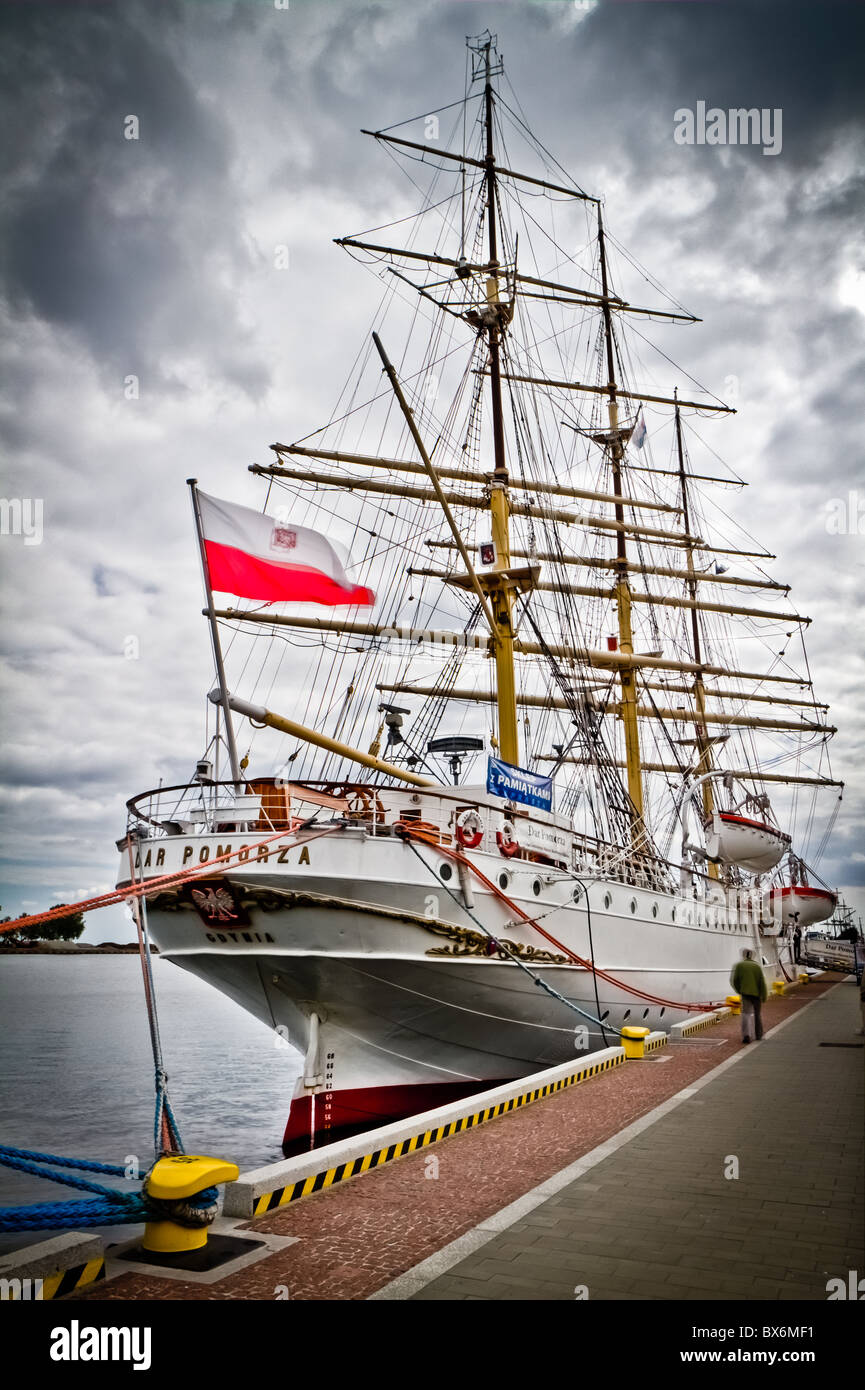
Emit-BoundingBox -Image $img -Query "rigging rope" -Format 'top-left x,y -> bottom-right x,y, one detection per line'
400,833 -> 622,1034
395,822 -> 725,1011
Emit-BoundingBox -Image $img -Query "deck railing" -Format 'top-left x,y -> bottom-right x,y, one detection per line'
126,778 -> 704,901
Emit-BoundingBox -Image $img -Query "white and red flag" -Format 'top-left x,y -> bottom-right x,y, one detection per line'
197,491 -> 375,607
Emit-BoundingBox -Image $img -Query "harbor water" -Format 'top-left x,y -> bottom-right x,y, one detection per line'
0,954 -> 303,1251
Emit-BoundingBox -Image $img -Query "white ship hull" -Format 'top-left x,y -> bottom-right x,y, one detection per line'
123,785 -> 787,1150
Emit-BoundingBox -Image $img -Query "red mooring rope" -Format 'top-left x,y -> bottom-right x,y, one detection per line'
0,824 -> 343,935
395,823 -> 727,1013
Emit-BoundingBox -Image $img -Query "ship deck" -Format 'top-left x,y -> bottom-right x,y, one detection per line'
60,971 -> 862,1304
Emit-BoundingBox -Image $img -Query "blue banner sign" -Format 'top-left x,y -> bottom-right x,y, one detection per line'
486,756 -> 553,812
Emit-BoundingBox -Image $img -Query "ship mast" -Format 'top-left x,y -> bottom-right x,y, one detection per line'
673,397 -> 719,877
474,32 -> 520,767
232,37 -> 835,832
596,206 -> 644,831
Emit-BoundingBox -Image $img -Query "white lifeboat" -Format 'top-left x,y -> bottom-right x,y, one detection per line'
765,884 -> 837,929
705,810 -> 791,873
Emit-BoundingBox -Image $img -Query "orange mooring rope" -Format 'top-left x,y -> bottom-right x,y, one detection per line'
395,822 -> 726,1013
0,823 -> 343,935
4,815 -> 725,1013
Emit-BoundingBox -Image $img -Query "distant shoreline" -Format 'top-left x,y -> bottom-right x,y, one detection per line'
0,943 -> 157,955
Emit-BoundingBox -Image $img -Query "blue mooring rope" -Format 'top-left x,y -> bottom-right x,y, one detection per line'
0,1147 -> 150,1233
0,1146 -> 218,1233
0,884 -> 192,1233
0,838 -> 264,1233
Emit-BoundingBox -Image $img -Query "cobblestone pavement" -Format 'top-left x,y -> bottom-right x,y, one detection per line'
72,975 -> 858,1302
411,979 -> 864,1301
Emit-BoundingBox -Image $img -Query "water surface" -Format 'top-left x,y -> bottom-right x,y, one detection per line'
0,954 -> 302,1250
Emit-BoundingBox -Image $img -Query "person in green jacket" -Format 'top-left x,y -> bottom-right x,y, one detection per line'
730,948 -> 768,1044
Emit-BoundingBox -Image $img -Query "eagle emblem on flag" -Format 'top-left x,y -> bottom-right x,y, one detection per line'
271,525 -> 298,551
197,489 -> 375,606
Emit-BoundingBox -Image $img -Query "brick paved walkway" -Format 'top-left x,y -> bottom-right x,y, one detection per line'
409,980 -> 864,1301
73,976 -> 858,1302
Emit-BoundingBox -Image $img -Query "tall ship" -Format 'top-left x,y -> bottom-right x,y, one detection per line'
118,34 -> 844,1153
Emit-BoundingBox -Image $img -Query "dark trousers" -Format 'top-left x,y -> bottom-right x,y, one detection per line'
741,994 -> 763,1040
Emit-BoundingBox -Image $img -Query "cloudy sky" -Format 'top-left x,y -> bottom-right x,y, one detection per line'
0,0 -> 863,941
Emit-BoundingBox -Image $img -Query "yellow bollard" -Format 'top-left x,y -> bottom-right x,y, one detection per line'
621,1025 -> 651,1059
798,972 -> 809,984
726,994 -> 741,1016
142,1154 -> 239,1255
771,980 -> 785,996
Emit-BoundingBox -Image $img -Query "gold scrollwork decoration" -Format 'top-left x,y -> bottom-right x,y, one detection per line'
424,920 -> 569,965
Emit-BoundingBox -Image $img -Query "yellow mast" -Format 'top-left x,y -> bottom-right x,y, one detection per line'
674,396 -> 718,877
597,205 -> 644,829
477,33 -> 519,767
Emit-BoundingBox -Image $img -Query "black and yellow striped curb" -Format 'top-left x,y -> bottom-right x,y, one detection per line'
644,1033 -> 668,1053
252,1052 -> 624,1217
675,1010 -> 728,1037
0,1257 -> 105,1301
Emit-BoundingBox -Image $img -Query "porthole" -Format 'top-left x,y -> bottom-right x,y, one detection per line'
651,904 -> 658,919
629,898 -> 637,914
642,1008 -> 650,1020
659,1007 -> 665,1018
439,862 -> 453,882
532,879 -> 542,897
603,892 -> 612,910
671,907 -> 677,923
498,871 -> 510,890
601,1010 -> 610,1021
572,885 -> 583,903
623,1009 -> 631,1021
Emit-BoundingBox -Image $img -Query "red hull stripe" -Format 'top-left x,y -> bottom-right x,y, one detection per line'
770,886 -> 835,901
204,539 -> 374,606
282,1079 -> 489,1152
253,1055 -> 627,1215
718,812 -> 791,839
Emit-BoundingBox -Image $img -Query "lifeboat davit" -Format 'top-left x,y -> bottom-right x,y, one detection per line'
705,811 -> 791,873
765,885 -> 838,928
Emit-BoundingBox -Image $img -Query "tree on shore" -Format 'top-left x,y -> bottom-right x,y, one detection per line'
0,905 -> 85,943
0,906 -> 24,944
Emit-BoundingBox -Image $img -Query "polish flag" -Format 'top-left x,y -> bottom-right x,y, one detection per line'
197,491 -> 375,606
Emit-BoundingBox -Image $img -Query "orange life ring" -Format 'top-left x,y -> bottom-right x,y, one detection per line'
455,810 -> 484,850
497,823 -> 520,858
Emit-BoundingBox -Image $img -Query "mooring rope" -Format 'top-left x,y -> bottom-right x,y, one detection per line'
0,822 -> 344,1232
400,833 -> 622,1035
0,1147 -> 198,1233
126,838 -> 184,1158
396,822 -> 725,1012
0,821 -> 345,936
